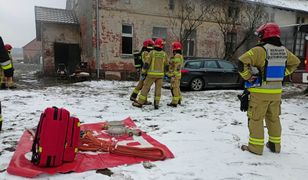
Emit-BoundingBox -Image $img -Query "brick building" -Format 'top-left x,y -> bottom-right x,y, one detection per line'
22,38 -> 42,64
34,0 -> 308,82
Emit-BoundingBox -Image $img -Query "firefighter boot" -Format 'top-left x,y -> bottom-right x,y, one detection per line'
130,93 -> 138,102
154,102 -> 159,110
0,83 -> 7,90
266,142 -> 280,153
167,103 -> 177,107
132,102 -> 142,108
144,101 -> 152,105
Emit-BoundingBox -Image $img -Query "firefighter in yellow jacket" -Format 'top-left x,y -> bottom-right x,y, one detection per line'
132,38 -> 168,109
167,41 -> 184,107
4,44 -> 15,89
0,37 -> 14,90
130,39 -> 154,103
238,23 -> 300,155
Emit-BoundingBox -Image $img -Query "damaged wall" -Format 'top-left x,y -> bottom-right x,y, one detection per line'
41,23 -> 80,75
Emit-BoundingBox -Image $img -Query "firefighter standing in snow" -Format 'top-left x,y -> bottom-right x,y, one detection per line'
132,38 -> 168,109
130,39 -> 154,103
4,44 -> 15,89
238,23 -> 300,155
0,37 -> 14,90
167,41 -> 184,107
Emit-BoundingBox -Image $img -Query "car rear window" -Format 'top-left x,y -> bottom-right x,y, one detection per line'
185,61 -> 202,69
218,61 -> 235,69
203,61 -> 218,68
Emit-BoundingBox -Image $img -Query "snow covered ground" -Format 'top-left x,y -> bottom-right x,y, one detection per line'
0,80 -> 307,180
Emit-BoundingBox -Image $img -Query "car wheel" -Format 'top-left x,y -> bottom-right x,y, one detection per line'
190,78 -> 204,91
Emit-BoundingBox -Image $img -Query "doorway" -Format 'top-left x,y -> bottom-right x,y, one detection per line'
54,43 -> 81,74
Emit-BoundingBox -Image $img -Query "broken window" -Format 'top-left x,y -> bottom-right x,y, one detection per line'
122,25 -> 133,54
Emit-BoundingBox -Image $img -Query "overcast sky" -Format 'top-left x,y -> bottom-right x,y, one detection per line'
0,0 -> 67,48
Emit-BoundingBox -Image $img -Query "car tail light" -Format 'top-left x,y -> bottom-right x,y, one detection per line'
181,69 -> 189,74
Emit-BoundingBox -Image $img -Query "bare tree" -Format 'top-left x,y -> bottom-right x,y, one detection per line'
168,0 -> 214,46
212,0 -> 267,60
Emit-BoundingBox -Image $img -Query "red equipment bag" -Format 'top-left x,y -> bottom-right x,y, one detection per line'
31,107 -> 80,167
63,116 -> 80,162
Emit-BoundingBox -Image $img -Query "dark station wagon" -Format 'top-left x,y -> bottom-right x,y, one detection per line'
180,58 -> 243,91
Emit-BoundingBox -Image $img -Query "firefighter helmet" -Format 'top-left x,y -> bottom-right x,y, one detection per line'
143,39 -> 154,48
172,41 -> 182,51
4,44 -> 12,51
255,23 -> 280,40
154,38 -> 164,49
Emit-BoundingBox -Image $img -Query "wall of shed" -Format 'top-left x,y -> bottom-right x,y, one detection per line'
41,23 -> 80,75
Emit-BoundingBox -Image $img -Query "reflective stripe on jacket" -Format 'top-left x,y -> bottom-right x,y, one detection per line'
168,53 -> 183,77
263,44 -> 287,82
146,50 -> 168,78
238,45 -> 300,95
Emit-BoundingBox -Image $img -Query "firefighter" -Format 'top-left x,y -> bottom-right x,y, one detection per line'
0,37 -> 14,90
132,38 -> 168,109
167,41 -> 184,107
4,44 -> 15,89
0,62 -> 4,89
238,23 -> 300,155
130,39 -> 154,103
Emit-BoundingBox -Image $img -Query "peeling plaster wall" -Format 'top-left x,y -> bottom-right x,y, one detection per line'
42,23 -> 80,75
69,0 -> 306,80
97,0 -> 226,79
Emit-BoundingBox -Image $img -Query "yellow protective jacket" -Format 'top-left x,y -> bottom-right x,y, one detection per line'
167,53 -> 184,77
238,45 -> 300,99
142,50 -> 168,78
0,36 -> 12,72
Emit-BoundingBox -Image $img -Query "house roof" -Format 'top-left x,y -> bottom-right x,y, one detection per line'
35,6 -> 79,40
35,6 -> 79,24
245,0 -> 308,13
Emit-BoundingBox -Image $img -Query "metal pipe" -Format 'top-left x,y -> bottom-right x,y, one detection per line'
96,0 -> 100,79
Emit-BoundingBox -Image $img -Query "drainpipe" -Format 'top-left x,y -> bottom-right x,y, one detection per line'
96,0 -> 100,78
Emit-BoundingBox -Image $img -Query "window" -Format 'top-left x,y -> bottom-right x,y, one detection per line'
122,25 -> 133,54
297,17 -> 305,24
228,5 -> 239,19
152,27 -> 167,40
226,32 -> 237,55
183,30 -> 196,57
218,61 -> 235,69
185,61 -> 202,69
121,0 -> 130,4
294,31 -> 306,57
169,0 -> 175,10
204,61 -> 218,69
270,13 -> 275,22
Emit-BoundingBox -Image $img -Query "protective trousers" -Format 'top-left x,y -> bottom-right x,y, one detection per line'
0,68 -> 3,84
247,93 -> 281,155
137,76 -> 163,106
131,77 -> 144,99
170,76 -> 181,104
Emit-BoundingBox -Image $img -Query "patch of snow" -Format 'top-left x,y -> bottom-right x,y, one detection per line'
0,80 -> 307,180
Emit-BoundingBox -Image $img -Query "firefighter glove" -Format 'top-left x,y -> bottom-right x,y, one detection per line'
237,89 -> 250,112
140,73 -> 146,81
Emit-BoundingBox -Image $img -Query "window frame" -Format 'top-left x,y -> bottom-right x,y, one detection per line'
183,29 -> 196,57
122,24 -> 133,55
